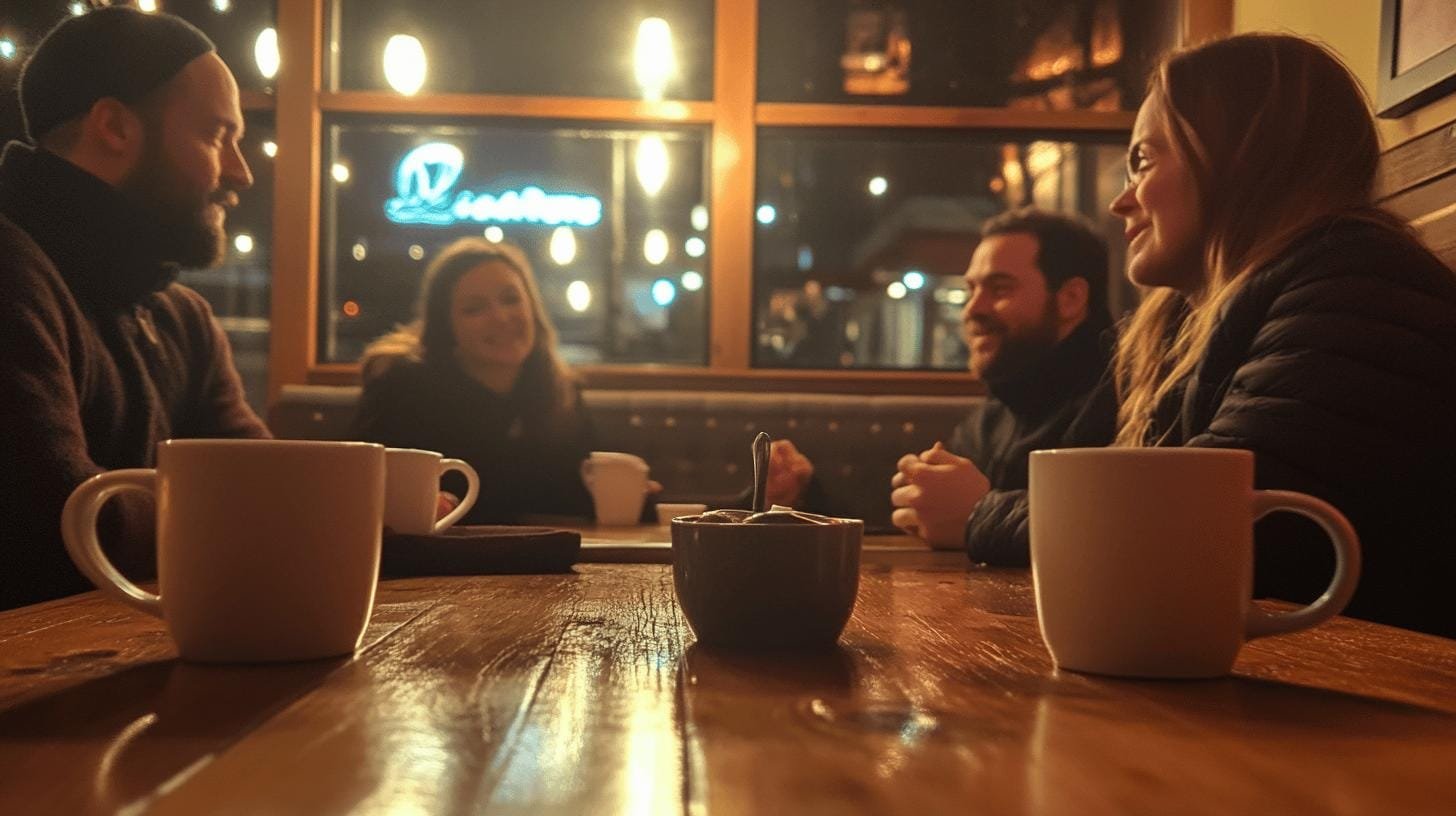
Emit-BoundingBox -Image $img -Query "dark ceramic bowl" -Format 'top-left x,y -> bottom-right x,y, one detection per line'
670,517 -> 864,648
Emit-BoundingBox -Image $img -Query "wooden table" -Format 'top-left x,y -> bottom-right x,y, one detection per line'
574,523 -> 962,565
2,537 -> 1455,814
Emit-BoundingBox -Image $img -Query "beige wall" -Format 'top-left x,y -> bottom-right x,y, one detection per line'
1234,0 -> 1380,95
1232,0 -> 1456,148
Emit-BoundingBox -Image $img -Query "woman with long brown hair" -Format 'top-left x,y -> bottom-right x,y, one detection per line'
350,237 -> 596,523
1105,33 -> 1456,636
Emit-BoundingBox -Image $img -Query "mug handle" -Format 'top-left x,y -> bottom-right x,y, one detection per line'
1244,489 -> 1361,639
579,459 -> 594,489
60,469 -> 164,618
434,458 -> 480,533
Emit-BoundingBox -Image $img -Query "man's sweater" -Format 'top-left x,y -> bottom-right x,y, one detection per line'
959,315 -> 1117,562
0,143 -> 268,609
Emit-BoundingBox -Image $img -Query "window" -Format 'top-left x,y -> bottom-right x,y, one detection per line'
256,0 -> 1197,392
753,130 -> 1129,369
319,120 -> 710,365
759,0 -> 1179,110
330,0 -> 715,99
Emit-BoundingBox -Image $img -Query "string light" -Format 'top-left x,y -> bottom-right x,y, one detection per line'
549,227 -> 577,266
634,135 -> 669,197
634,18 -> 675,101
383,34 -> 427,96
254,28 -> 280,80
566,281 -> 592,313
643,229 -> 669,265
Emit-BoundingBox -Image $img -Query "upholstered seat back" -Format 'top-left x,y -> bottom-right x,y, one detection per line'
268,385 -> 975,526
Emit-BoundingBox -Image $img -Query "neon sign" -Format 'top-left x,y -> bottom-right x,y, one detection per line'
384,142 -> 603,228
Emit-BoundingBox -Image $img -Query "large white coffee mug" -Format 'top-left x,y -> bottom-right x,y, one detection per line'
1029,448 -> 1360,679
61,439 -> 386,663
580,451 -> 650,526
384,447 -> 480,535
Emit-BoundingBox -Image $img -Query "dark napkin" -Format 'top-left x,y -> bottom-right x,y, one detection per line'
381,525 -> 581,577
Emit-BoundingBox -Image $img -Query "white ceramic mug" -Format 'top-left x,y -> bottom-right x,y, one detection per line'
1029,448 -> 1361,679
61,439 -> 386,663
384,447 -> 480,535
580,451 -> 650,526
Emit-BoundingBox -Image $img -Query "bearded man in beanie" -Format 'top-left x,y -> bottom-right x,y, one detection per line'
0,7 -> 269,609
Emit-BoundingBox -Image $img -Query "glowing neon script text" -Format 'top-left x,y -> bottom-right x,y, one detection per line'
384,142 -> 603,227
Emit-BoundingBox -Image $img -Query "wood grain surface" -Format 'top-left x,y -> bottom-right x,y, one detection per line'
2,560 -> 1454,815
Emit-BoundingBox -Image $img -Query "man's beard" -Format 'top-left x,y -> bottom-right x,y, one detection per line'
967,302 -> 1061,383
121,144 -> 226,269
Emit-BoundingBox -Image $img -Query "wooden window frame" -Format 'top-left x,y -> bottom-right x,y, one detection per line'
262,0 -> 1231,401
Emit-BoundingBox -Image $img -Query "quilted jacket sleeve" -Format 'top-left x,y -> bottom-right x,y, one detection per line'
964,489 -> 1031,566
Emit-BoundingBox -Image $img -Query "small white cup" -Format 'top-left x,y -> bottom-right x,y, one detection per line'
656,503 -> 708,525
384,448 -> 480,535
580,451 -> 650,526
1030,448 -> 1361,679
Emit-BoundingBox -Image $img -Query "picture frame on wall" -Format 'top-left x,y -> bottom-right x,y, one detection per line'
1377,0 -> 1456,118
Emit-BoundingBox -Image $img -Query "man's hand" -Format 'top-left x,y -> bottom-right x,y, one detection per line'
889,442 -> 991,549
435,491 -> 460,520
764,439 -> 814,508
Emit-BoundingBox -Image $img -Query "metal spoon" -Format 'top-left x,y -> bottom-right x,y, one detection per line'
742,509 -> 833,525
750,431 -> 771,513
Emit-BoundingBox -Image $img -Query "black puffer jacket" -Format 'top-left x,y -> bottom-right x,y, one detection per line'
1155,217 -> 1456,638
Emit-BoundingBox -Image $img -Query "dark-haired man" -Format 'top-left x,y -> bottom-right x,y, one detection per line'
0,7 -> 268,609
891,208 -> 1116,560
770,208 -> 1116,560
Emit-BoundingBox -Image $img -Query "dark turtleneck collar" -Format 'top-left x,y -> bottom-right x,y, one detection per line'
983,312 -> 1113,416
0,141 -> 178,309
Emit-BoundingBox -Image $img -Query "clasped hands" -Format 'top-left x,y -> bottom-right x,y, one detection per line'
890,442 -> 990,549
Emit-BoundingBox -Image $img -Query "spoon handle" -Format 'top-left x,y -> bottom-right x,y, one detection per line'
751,431 -> 771,513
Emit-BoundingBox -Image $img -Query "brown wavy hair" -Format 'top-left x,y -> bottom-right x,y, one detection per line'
1113,33 -> 1405,446
361,237 -> 577,415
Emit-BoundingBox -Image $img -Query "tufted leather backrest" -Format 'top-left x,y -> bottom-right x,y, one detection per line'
269,385 -> 976,526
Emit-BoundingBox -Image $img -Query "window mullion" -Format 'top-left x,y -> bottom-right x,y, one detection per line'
709,0 -> 758,370
270,0 -> 326,402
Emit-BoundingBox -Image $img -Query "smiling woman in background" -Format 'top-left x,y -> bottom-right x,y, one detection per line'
1106,33 -> 1456,636
350,237 -> 596,524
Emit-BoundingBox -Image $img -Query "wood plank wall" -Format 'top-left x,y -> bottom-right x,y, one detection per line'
1377,123 -> 1456,266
